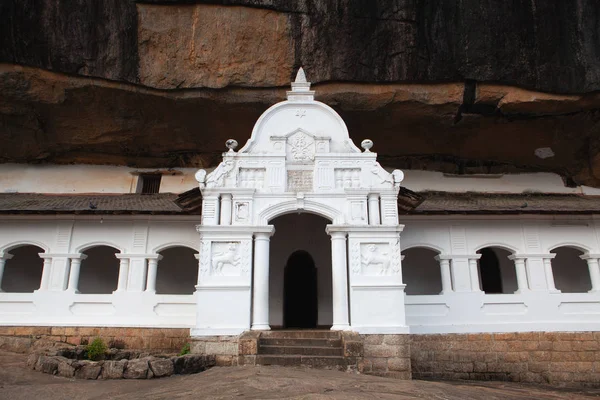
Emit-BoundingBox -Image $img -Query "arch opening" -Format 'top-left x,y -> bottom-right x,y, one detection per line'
284,250 -> 317,328
477,247 -> 517,294
79,246 -> 120,294
269,212 -> 332,329
401,247 -> 442,295
156,247 -> 198,295
551,246 -> 591,293
2,245 -> 44,293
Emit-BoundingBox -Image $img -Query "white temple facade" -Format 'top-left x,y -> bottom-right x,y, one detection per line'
193,68 -> 406,335
0,70 -> 600,337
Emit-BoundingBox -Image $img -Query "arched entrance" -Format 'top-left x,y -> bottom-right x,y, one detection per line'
284,251 -> 317,328
269,213 -> 332,329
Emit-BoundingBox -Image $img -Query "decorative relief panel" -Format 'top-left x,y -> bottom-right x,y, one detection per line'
350,201 -> 367,222
238,168 -> 266,189
234,202 -> 250,222
334,168 -> 361,189
287,131 -> 315,162
210,242 -> 242,276
358,243 -> 396,276
287,170 -> 313,192
199,240 -> 211,277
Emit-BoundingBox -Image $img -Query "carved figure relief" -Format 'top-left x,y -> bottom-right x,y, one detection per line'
360,243 -> 393,276
211,242 -> 241,276
206,159 -> 236,188
288,131 -> 315,162
370,162 -> 393,185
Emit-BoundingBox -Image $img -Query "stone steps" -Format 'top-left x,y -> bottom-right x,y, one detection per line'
258,338 -> 342,348
259,344 -> 343,356
255,354 -> 348,369
256,330 -> 347,369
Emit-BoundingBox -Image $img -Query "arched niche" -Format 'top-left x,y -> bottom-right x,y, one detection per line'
2,245 -> 44,293
156,246 -> 199,295
476,247 -> 518,294
79,245 -> 120,294
550,246 -> 592,293
401,247 -> 442,295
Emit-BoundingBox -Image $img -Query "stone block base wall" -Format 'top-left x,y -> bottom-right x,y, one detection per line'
411,332 -> 600,387
359,334 -> 411,379
0,326 -> 190,353
190,335 -> 241,366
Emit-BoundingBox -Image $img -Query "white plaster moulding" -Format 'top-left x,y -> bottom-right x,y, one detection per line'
353,326 -> 411,334
37,253 -> 85,258
0,322 -> 194,328
195,226 -> 274,234
326,225 -> 405,234
0,215 -> 201,221
408,322 -> 600,334
194,285 -> 251,290
190,328 -> 245,336
511,253 -> 557,258
351,284 -> 407,289
436,254 -> 482,260
399,214 -> 600,221
114,254 -> 161,259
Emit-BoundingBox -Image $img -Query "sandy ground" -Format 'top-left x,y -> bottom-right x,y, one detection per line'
1,352 -> 599,400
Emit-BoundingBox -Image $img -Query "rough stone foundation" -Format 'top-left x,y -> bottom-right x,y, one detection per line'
411,332 -> 600,387
0,326 -> 190,353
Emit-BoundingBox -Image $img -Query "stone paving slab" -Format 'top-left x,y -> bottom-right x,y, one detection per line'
0,352 -> 598,400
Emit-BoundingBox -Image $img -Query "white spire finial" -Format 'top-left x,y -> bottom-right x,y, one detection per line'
287,66 -> 314,101
295,67 -> 307,83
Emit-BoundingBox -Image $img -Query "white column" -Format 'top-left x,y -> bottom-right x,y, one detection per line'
67,255 -> 87,293
469,257 -> 481,292
252,232 -> 272,330
0,254 -> 13,292
38,255 -> 52,291
115,257 -> 130,292
581,255 -> 600,292
435,256 -> 452,294
508,256 -> 529,293
330,231 -> 350,331
220,194 -> 233,225
145,255 -> 163,293
367,193 -> 381,225
543,257 -> 560,293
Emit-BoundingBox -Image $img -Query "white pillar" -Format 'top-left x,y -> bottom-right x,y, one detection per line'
38,255 -> 52,291
115,257 -> 130,292
67,255 -> 87,293
435,256 -> 452,294
469,257 -> 482,292
145,255 -> 163,293
543,257 -> 560,293
509,256 -> 529,293
0,254 -> 13,292
581,255 -> 600,292
367,193 -> 381,225
252,231 -> 272,330
330,231 -> 350,331
220,194 -> 233,225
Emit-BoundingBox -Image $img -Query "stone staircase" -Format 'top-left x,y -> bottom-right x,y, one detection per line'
255,330 -> 351,369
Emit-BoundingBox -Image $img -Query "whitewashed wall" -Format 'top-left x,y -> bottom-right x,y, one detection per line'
1,215 -> 600,333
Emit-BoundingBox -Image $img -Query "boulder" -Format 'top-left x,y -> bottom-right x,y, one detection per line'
123,358 -> 150,379
36,356 -> 59,375
73,360 -> 102,380
57,358 -> 75,378
149,358 -> 174,378
101,360 -> 128,379
173,355 -> 216,375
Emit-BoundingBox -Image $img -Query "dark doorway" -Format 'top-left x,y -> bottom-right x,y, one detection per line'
479,248 -> 503,294
284,250 -> 318,328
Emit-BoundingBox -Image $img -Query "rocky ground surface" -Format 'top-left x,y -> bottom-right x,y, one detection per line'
1,351 -> 599,400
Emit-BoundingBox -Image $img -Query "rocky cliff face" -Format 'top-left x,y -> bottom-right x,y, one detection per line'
1,1 -> 600,186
